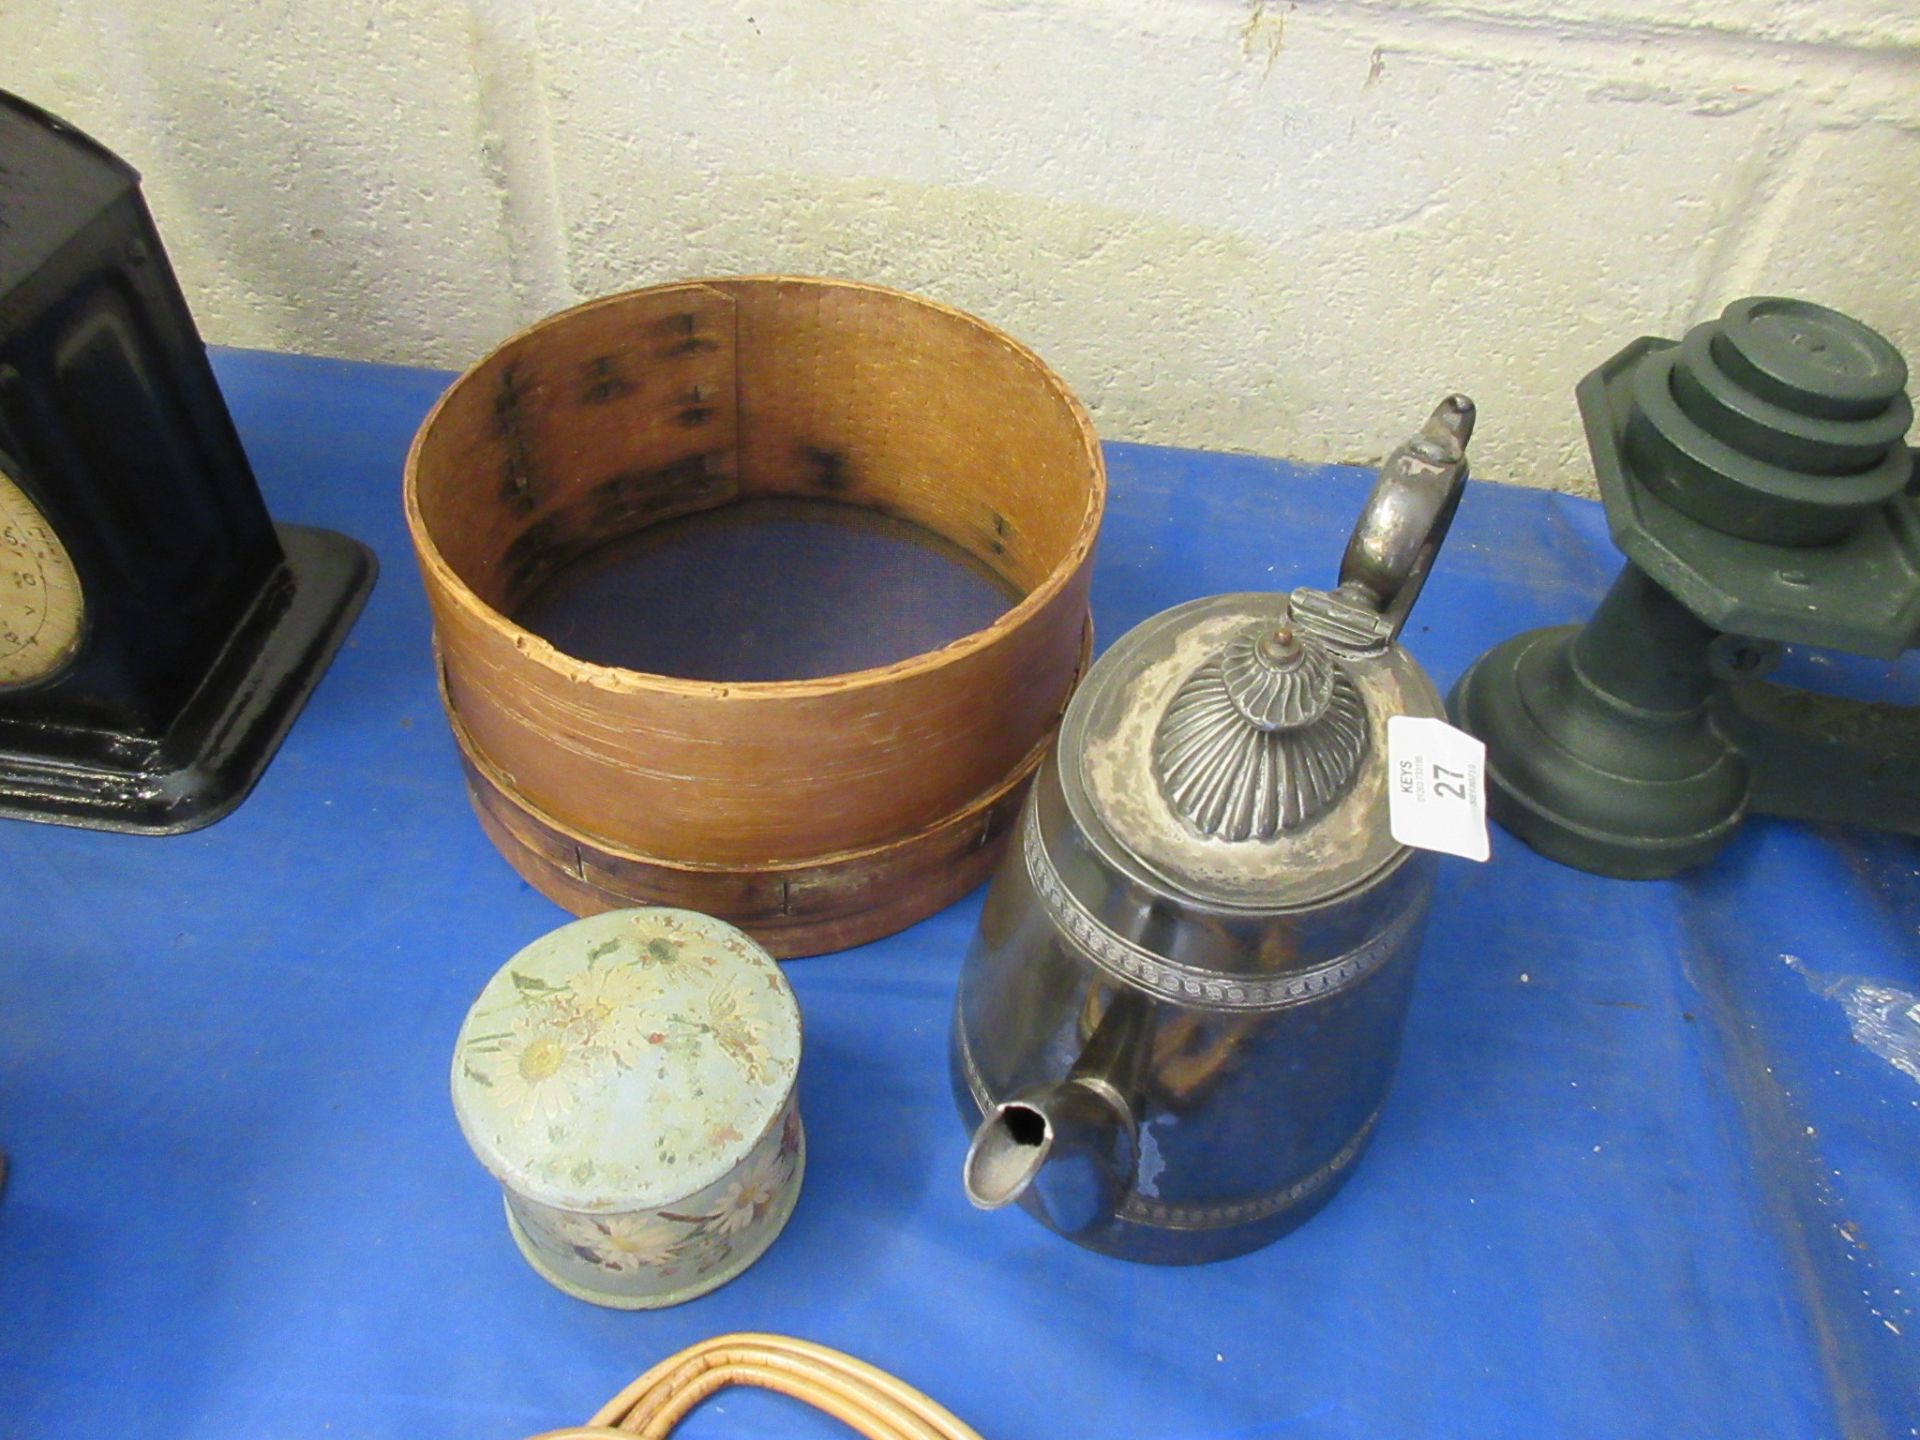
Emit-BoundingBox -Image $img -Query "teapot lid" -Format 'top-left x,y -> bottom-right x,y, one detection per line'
1060,397 -> 1473,911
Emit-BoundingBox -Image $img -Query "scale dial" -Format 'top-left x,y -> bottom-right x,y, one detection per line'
0,463 -> 85,686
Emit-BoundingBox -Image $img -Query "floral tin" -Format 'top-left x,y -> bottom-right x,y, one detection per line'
451,907 -> 804,1308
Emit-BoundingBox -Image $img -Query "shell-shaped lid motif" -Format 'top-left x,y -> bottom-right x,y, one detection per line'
1061,396 -> 1473,909
451,907 -> 801,1213
1153,615 -> 1369,841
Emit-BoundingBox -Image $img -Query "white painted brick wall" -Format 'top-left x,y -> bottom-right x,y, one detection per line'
7,0 -> 1917,492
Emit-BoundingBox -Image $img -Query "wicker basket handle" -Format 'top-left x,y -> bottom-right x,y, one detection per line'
530,1333 -> 985,1440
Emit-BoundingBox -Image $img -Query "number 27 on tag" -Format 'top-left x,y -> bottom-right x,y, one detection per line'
1386,715 -> 1490,863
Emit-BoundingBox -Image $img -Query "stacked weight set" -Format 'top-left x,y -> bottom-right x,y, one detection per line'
1452,297 -> 1920,877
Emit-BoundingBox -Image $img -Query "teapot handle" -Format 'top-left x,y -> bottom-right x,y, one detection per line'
1294,394 -> 1475,653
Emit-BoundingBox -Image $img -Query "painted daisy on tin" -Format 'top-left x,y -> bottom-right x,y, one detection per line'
710,1142 -> 791,1236
575,1212 -> 686,1272
469,1012 -> 597,1125
706,979 -> 778,1084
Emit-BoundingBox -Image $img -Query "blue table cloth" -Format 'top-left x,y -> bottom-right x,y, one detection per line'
2,350 -> 1916,1439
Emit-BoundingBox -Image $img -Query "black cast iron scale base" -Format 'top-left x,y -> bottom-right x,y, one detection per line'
0,525 -> 375,834
1450,296 -> 1920,878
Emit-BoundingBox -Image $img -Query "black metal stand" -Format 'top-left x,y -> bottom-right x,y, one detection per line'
0,525 -> 375,833
0,91 -> 377,835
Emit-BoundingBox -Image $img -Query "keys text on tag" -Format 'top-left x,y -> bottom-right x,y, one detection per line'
1386,715 -> 1490,862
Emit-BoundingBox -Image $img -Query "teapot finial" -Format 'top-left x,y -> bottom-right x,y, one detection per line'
1220,610 -> 1337,731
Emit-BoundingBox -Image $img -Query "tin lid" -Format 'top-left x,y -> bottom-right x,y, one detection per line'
451,907 -> 801,1213
1061,397 -> 1473,911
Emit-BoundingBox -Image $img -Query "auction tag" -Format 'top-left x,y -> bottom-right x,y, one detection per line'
1386,715 -> 1490,862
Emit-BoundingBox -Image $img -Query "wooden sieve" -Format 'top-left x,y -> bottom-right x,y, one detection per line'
404,278 -> 1104,956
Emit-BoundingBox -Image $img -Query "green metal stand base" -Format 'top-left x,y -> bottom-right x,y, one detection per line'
1452,297 -> 1919,880
1448,566 -> 1751,879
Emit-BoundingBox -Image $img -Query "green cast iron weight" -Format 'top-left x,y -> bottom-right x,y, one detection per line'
1450,296 -> 1920,879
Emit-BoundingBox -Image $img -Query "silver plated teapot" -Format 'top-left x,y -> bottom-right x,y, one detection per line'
951,396 -> 1475,1264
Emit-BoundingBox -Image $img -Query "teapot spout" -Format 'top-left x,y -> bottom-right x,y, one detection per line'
963,989 -> 1152,1236
963,1078 -> 1137,1236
